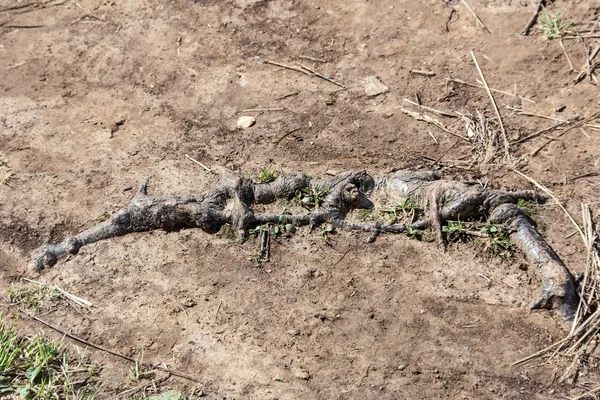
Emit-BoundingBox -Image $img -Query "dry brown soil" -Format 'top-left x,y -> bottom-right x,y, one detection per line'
1,0 -> 600,398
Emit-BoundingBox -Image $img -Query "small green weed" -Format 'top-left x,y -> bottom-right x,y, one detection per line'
247,249 -> 262,263
96,212 -> 111,222
129,348 -> 145,381
271,215 -> 296,237
356,209 -> 374,221
442,219 -> 466,242
294,187 -> 329,209
380,198 -> 422,224
319,224 -> 335,243
0,170 -> 15,186
0,313 -> 99,399
537,7 -> 572,39
8,284 -> 61,309
476,223 -> 515,257
517,199 -> 534,215
255,166 -> 278,184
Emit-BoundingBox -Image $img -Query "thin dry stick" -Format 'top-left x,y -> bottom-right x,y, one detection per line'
299,64 -> 347,88
410,69 -> 436,76
532,111 -> 600,156
184,154 -> 212,173
448,78 -> 536,103
559,39 -> 575,71
564,34 -> 600,39
21,278 -> 92,307
298,55 -> 326,63
241,108 -> 284,112
569,204 -> 594,334
508,108 -> 600,129
427,130 -> 438,144
512,117 -> 580,145
461,0 -> 492,34
264,60 -> 312,76
511,338 -> 568,365
273,127 -> 301,146
22,312 -> 200,382
512,169 -> 584,242
275,91 -> 298,100
402,99 -> 457,118
431,140 -> 461,165
214,300 -> 223,322
399,107 -> 469,142
116,374 -> 170,398
522,0 -> 544,35
470,51 -> 510,161
571,386 -> 600,400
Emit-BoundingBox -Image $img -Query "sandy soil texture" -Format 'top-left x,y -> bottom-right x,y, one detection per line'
1,0 -> 600,398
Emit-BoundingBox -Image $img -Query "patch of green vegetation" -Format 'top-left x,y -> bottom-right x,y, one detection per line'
538,7 -> 572,39
129,348 -> 147,381
0,314 -> 100,399
294,187 -> 329,209
95,212 -> 111,222
247,249 -> 262,264
380,198 -> 422,224
476,223 -> 515,258
442,219 -> 467,243
0,170 -> 15,186
356,209 -> 374,222
255,165 -> 278,184
271,215 -> 296,237
216,224 -> 237,241
442,219 -> 515,258
517,199 -> 534,215
319,224 -> 335,243
420,229 -> 436,243
8,284 -> 61,309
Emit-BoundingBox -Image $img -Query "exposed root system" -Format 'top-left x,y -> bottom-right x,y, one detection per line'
31,169 -> 577,321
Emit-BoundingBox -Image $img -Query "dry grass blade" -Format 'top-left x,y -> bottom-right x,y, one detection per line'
448,77 -> 536,103
531,110 -> 600,156
21,277 -> 92,307
399,107 -> 468,141
470,51 -> 510,162
460,111 -> 499,164
512,116 -> 582,145
511,202 -> 600,394
512,169 -> 584,242
460,0 -> 491,34
402,99 -> 457,118
570,386 -> 600,400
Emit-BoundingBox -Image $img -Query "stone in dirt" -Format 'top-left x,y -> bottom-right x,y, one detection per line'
237,115 -> 256,129
363,76 -> 389,97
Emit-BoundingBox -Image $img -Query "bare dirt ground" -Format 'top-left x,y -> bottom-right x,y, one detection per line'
1,0 -> 600,398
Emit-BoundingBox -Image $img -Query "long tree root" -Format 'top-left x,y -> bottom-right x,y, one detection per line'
30,169 -> 578,321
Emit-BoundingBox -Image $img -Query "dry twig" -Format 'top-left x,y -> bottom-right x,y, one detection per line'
264,60 -> 312,76
22,312 -> 201,382
448,77 -> 535,103
470,51 -> 510,161
400,107 -> 468,141
531,111 -> 600,156
461,0 -> 491,34
559,39 -> 575,71
185,154 -> 212,173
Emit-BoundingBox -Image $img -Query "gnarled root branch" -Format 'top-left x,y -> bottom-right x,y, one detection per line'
30,169 -> 577,321
491,204 -> 577,321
